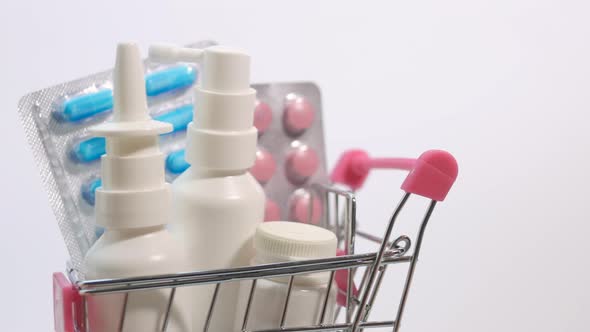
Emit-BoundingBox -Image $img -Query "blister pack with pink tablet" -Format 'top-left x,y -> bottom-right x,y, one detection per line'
252,82 -> 328,223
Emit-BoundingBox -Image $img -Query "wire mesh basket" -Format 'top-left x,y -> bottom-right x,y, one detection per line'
55,149 -> 458,332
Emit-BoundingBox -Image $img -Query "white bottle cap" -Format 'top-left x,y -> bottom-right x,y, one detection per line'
91,42 -> 173,229
254,222 -> 337,285
149,44 -> 258,171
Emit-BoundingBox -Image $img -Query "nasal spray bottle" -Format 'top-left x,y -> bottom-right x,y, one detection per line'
83,43 -> 191,332
149,44 -> 265,331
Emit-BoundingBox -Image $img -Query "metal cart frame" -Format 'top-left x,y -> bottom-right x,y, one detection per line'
64,149 -> 458,332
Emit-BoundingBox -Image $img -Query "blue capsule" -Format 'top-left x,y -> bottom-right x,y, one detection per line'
146,65 -> 196,97
71,137 -> 106,163
166,149 -> 190,174
81,178 -> 102,206
58,89 -> 114,122
71,105 -> 193,163
154,104 -> 193,131
56,66 -> 196,122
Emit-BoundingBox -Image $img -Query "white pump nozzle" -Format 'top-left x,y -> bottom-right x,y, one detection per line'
149,44 -> 252,93
149,44 -> 204,64
149,43 -> 258,172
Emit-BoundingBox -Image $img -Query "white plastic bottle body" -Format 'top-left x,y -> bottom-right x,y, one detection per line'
84,226 -> 191,332
234,221 -> 338,330
172,168 -> 265,332
238,278 -> 337,330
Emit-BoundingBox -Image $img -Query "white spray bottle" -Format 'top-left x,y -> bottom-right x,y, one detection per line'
149,44 -> 265,331
83,42 -> 191,332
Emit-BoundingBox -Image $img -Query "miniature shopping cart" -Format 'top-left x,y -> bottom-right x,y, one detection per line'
53,149 -> 458,332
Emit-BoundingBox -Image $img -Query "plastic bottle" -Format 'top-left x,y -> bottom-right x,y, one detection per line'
149,44 -> 265,331
83,42 -> 191,332
238,221 -> 338,330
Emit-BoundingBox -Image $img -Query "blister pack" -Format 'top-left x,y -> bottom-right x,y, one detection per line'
18,40 -> 216,268
251,83 -> 328,223
18,43 -> 329,270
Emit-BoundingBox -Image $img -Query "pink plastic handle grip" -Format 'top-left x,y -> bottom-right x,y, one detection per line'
53,272 -> 84,332
331,149 -> 458,201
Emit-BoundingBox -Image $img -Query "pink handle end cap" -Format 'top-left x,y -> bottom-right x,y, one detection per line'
330,150 -> 370,190
53,272 -> 83,332
401,150 -> 458,201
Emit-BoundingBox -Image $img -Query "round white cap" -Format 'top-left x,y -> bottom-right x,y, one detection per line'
254,222 -> 337,260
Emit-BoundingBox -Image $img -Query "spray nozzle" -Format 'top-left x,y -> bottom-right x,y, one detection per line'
92,43 -> 172,137
90,42 -> 173,229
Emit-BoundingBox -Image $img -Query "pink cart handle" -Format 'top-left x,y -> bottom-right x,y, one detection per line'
331,149 -> 458,201
53,272 -> 84,332
335,249 -> 359,307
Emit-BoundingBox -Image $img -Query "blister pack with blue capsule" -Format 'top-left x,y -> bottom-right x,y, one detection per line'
17,40 -> 216,269
18,40 -> 331,270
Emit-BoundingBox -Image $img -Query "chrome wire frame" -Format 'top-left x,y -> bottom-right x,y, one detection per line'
69,184 -> 439,332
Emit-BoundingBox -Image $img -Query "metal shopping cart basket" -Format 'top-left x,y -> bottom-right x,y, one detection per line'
53,149 -> 458,332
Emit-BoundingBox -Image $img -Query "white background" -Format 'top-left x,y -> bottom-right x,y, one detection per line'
1,0 -> 589,331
